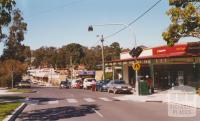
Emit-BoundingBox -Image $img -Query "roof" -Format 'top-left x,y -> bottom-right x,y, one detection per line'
108,42 -> 200,63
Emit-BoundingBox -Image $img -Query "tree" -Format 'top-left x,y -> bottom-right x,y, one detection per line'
162,0 -> 200,46
0,59 -> 27,87
1,9 -> 29,62
110,42 -> 121,60
0,0 -> 16,41
61,43 -> 85,65
32,47 -> 58,68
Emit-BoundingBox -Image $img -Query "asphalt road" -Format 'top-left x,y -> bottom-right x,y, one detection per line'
15,87 -> 200,121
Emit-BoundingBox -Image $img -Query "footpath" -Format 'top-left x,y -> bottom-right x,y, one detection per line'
0,88 -> 20,95
114,90 -> 200,108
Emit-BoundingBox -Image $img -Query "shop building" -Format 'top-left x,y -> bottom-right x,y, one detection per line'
106,41 -> 200,90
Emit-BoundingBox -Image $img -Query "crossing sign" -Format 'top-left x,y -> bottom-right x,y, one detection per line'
132,62 -> 141,71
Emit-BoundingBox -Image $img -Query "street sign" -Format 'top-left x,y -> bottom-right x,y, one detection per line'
132,62 -> 141,71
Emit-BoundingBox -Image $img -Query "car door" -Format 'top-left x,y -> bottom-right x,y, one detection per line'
108,81 -> 114,91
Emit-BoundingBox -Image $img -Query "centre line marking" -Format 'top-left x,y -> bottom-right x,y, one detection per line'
92,108 -> 104,118
84,98 -> 95,102
99,97 -> 112,101
48,100 -> 59,104
67,98 -> 78,103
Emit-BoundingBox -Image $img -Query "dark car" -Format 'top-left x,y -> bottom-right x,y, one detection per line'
17,81 -> 31,88
96,80 -> 110,92
59,81 -> 70,89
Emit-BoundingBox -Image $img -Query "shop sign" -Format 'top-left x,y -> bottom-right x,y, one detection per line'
79,71 -> 95,76
153,44 -> 187,56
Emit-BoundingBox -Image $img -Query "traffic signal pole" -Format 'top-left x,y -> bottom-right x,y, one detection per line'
135,70 -> 139,95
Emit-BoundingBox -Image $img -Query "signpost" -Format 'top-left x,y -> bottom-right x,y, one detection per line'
132,62 -> 141,71
132,62 -> 141,95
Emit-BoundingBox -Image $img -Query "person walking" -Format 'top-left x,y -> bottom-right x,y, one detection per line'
146,75 -> 153,94
91,79 -> 96,92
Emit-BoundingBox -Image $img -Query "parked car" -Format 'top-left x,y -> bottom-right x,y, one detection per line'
59,81 -> 70,89
107,80 -> 132,94
83,78 -> 96,89
71,79 -> 83,89
17,81 -> 31,88
96,80 -> 110,91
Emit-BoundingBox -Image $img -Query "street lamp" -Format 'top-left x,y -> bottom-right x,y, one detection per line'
88,26 -> 105,80
88,23 -> 139,95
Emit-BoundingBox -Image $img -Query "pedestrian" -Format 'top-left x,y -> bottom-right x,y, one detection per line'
146,76 -> 153,94
91,79 -> 96,92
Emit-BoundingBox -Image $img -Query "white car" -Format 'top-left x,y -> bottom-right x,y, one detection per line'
83,78 -> 96,89
71,79 -> 78,88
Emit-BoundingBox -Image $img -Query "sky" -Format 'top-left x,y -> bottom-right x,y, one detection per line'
0,0 -> 199,55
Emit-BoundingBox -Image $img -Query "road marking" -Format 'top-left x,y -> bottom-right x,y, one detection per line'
48,100 -> 59,104
67,98 -> 78,103
92,108 -> 103,118
99,97 -> 112,101
84,98 -> 95,102
112,97 -> 128,101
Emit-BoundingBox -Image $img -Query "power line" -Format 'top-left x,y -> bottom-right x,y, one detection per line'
104,0 -> 163,39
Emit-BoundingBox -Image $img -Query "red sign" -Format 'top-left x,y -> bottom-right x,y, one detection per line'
153,44 -> 187,57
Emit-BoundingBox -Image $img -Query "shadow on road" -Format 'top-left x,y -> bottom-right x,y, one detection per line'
28,97 -> 60,102
18,104 -> 99,121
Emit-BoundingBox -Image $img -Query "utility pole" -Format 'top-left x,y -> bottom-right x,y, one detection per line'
101,35 -> 105,80
70,56 -> 73,80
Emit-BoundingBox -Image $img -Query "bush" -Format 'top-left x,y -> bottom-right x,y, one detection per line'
0,60 -> 27,87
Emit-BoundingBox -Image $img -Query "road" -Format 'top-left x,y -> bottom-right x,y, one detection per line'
16,87 -> 200,121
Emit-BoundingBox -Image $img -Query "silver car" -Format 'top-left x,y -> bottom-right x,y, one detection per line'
107,80 -> 132,94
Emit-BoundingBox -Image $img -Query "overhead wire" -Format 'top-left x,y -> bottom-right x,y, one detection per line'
104,0 -> 163,39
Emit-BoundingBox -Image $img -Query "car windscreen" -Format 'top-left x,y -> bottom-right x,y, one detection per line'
61,81 -> 67,84
87,79 -> 95,82
103,80 -> 110,84
114,80 -> 125,84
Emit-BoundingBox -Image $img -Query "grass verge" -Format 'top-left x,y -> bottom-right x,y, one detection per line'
0,96 -> 24,100
0,102 -> 21,121
8,88 -> 34,93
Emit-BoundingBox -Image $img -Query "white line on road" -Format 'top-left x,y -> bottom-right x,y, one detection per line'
48,100 -> 59,104
84,98 -> 95,102
67,98 -> 78,103
92,108 -> 104,118
99,97 -> 112,102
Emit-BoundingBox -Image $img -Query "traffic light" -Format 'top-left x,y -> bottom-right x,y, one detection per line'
129,47 -> 136,57
88,25 -> 93,31
129,46 -> 143,58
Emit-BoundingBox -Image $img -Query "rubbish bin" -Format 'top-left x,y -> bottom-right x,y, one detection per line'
139,80 -> 149,95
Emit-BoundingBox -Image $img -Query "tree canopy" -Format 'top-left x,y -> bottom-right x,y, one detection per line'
1,9 -> 30,62
0,1 -> 30,87
162,0 -> 200,46
0,0 -> 16,41
32,42 -> 122,70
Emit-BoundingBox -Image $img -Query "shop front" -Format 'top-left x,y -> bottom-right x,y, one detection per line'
106,41 -> 200,90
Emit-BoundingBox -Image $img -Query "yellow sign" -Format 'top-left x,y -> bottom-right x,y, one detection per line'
132,62 -> 141,71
